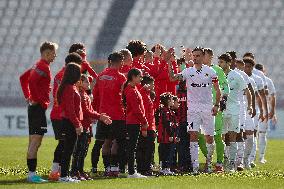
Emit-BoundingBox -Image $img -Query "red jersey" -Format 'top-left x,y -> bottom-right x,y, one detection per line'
156,106 -> 175,143
140,87 -> 155,131
80,90 -> 100,132
176,81 -> 187,123
132,57 -> 150,74
81,60 -> 98,79
119,65 -> 132,76
50,67 -> 65,120
19,59 -> 52,109
124,84 -> 148,126
92,68 -> 126,120
60,84 -> 83,128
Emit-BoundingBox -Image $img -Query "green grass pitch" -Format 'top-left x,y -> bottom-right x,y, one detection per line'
0,137 -> 283,189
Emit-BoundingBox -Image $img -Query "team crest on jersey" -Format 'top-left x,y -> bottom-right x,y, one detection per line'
204,73 -> 209,77
190,74 -> 194,77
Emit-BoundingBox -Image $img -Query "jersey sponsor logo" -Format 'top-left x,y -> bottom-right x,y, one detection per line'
204,73 -> 209,77
190,74 -> 195,77
178,96 -> 187,102
99,75 -> 114,81
190,83 -> 210,87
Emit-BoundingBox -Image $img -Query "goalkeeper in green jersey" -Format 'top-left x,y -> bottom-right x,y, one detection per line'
199,48 -> 230,173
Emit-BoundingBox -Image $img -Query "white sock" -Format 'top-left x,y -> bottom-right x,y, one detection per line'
28,171 -> 36,177
244,135 -> 254,163
190,142 -> 199,169
229,142 -> 237,163
249,137 -> 257,163
225,145 -> 230,159
236,142 -> 245,165
258,132 -> 267,159
51,162 -> 60,172
206,143 -> 215,164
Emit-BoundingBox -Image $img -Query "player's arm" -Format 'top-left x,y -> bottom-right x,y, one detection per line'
248,83 -> 256,117
244,87 -> 252,114
212,81 -> 221,116
269,94 -> 276,119
168,60 -> 183,81
255,91 -> 264,121
258,89 -> 268,122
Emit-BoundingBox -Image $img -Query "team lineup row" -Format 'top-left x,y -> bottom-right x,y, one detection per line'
19,40 -> 276,183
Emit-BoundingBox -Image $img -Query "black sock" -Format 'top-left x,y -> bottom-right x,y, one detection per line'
111,154 -> 118,167
27,159 -> 37,172
102,155 -> 110,168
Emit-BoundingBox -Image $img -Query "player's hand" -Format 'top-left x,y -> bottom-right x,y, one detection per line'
175,137 -> 180,143
153,45 -> 161,58
163,47 -> 175,63
99,113 -> 112,125
259,112 -> 265,122
169,137 -> 174,142
247,106 -> 253,116
263,113 -> 268,123
268,110 -> 275,119
212,105 -> 218,116
184,48 -> 193,61
141,130 -> 147,137
76,126 -> 83,135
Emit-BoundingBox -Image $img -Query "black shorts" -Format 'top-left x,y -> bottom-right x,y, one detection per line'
28,104 -> 47,135
95,120 -> 127,141
51,119 -> 64,140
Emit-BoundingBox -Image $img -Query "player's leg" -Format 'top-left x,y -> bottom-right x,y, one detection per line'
258,121 -> 268,163
202,111 -> 215,173
214,111 -> 225,172
188,111 -> 201,174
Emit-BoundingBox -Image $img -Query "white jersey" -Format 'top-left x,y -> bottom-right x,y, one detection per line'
224,70 -> 247,115
181,65 -> 217,111
253,68 -> 267,87
235,69 -> 250,117
251,73 -> 264,91
265,76 -> 276,95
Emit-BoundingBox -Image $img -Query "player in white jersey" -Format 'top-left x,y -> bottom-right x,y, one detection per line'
167,47 -> 221,174
234,59 -> 256,171
255,63 -> 277,163
218,54 -> 252,172
243,58 -> 268,169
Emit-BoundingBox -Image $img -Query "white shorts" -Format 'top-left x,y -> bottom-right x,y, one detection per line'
258,120 -> 268,132
187,110 -> 215,136
245,112 -> 255,131
223,114 -> 240,134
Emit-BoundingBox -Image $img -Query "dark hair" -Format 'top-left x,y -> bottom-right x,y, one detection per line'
40,41 -> 57,54
160,92 -> 172,107
204,48 -> 213,56
192,46 -> 205,55
177,57 -> 185,65
120,49 -> 132,58
65,52 -> 83,65
243,58 -> 256,66
151,44 -> 166,53
69,43 -> 85,53
108,52 -> 124,66
243,52 -> 255,59
126,40 -> 147,57
172,95 -> 178,102
218,53 -> 232,63
226,51 -> 237,60
57,63 -> 81,104
235,59 -> 244,65
122,68 -> 142,107
141,75 -> 154,86
255,63 -> 264,71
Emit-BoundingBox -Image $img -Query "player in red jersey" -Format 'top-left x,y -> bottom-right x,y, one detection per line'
48,53 -> 83,181
19,41 -> 57,183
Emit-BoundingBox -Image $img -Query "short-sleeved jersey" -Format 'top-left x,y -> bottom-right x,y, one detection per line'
265,76 -> 276,95
251,73 -> 264,91
253,68 -> 267,87
181,65 -> 218,111
235,69 -> 250,106
224,70 -> 247,115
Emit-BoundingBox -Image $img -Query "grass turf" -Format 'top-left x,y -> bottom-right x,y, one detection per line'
0,137 -> 283,189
